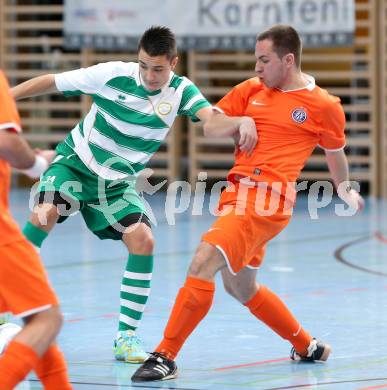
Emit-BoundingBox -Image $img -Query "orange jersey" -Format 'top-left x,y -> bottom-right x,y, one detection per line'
0,70 -> 25,246
216,76 -> 346,195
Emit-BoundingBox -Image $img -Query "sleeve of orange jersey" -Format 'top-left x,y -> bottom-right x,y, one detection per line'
0,70 -> 22,133
215,79 -> 256,117
318,95 -> 346,150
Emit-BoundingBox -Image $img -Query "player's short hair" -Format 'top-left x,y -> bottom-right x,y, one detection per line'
257,25 -> 302,68
138,26 -> 177,60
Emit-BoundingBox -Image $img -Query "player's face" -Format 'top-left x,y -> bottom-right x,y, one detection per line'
254,39 -> 292,89
138,49 -> 178,91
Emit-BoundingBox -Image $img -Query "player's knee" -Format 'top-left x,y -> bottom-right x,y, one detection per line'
25,306 -> 63,335
188,243 -> 222,279
223,278 -> 246,302
188,256 -> 207,278
222,278 -> 236,298
44,306 -> 63,328
123,227 -> 154,254
47,308 -> 63,337
236,282 -> 258,304
138,232 -> 154,253
223,276 -> 257,303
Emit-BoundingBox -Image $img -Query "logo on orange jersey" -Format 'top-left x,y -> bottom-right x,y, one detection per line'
252,100 -> 266,106
291,108 -> 307,123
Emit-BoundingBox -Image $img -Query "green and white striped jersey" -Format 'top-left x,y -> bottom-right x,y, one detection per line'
55,61 -> 210,180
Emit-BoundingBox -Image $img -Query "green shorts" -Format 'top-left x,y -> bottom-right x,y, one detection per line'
34,142 -> 148,240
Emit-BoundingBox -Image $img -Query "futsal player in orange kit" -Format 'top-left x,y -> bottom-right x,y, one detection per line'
0,70 -> 72,389
132,24 -> 364,381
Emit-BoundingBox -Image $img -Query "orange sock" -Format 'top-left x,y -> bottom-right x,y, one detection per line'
155,276 -> 215,360
34,345 -> 72,389
0,340 -> 40,390
244,285 -> 312,355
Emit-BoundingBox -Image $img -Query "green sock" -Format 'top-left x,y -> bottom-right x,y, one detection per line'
118,254 -> 153,332
22,221 -> 48,248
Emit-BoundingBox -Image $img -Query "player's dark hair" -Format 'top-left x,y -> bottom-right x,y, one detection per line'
257,25 -> 302,68
138,26 -> 177,60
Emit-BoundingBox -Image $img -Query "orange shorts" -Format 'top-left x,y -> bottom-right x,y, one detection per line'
0,239 -> 59,318
202,183 -> 291,274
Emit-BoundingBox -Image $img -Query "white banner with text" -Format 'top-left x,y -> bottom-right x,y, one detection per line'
65,0 -> 355,50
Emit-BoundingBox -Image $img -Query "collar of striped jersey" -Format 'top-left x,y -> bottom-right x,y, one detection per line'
138,71 -> 175,96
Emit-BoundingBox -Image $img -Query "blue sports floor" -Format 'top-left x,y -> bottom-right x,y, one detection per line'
8,188 -> 387,390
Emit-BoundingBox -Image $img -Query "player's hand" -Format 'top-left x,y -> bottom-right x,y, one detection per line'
338,188 -> 365,212
35,149 -> 56,165
238,116 -> 257,156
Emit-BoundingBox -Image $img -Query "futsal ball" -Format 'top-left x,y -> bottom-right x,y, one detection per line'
0,323 -> 22,354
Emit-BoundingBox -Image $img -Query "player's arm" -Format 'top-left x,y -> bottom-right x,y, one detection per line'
0,129 -> 35,168
203,110 -> 257,155
321,97 -> 364,211
12,74 -> 58,100
194,106 -> 213,124
325,149 -> 364,210
0,128 -> 51,177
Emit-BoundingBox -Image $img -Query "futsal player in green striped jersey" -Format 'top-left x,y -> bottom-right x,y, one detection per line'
11,26 -> 213,363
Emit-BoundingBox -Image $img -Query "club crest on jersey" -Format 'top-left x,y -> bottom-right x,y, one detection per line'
157,102 -> 172,116
291,108 -> 307,123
